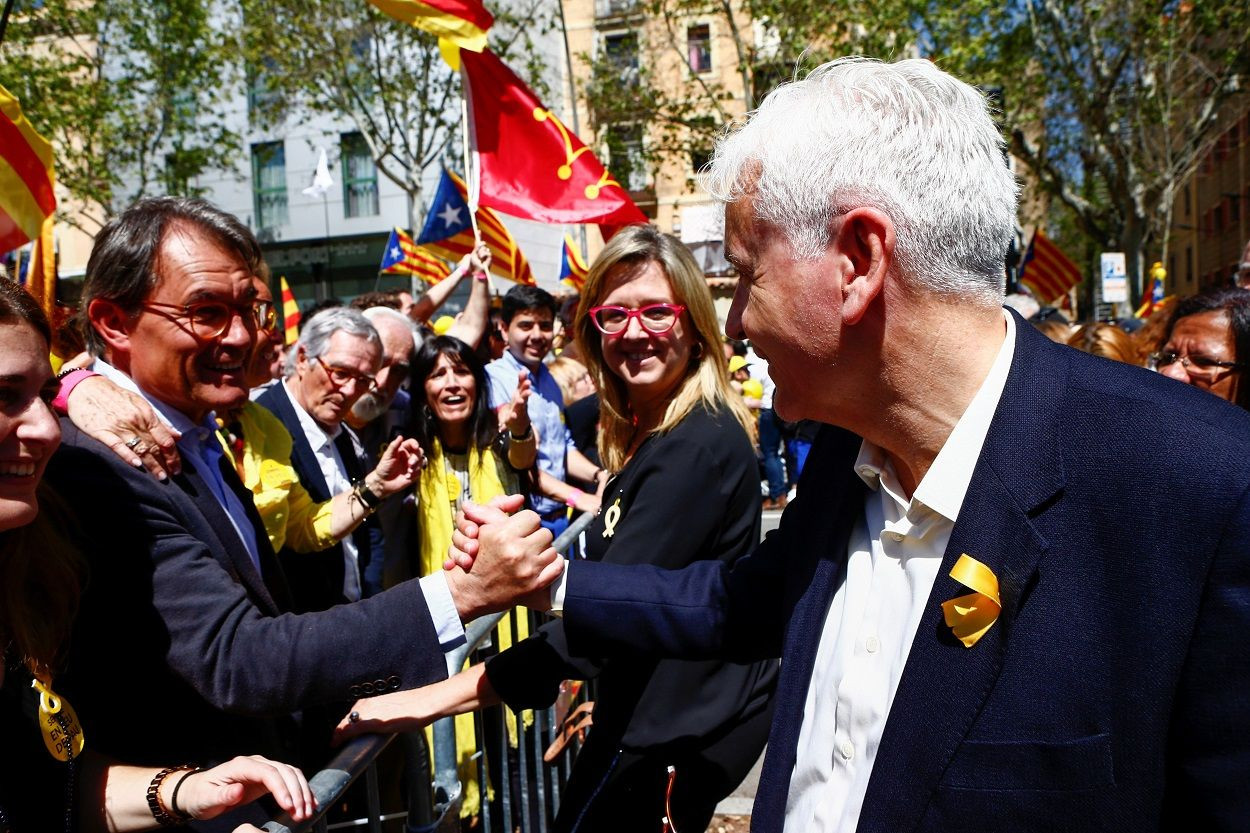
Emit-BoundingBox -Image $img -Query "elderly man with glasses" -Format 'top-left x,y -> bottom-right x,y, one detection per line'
255,305 -> 408,611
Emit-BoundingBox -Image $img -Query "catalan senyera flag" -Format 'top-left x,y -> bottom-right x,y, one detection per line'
1,84 -> 58,317
417,168 -> 535,286
1135,261 -> 1172,319
559,235 -> 588,292
460,48 -> 647,229
366,0 -> 492,67
279,276 -> 301,346
1018,230 -> 1083,304
379,226 -> 452,285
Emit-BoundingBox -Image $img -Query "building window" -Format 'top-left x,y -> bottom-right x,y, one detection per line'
341,132 -> 379,218
687,116 -> 715,174
1186,246 -> 1193,285
606,123 -> 647,191
687,24 -> 711,73
251,141 -> 288,230
603,32 -> 639,73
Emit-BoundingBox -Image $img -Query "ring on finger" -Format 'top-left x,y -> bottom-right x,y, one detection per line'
349,711 -> 360,723
124,436 -> 143,450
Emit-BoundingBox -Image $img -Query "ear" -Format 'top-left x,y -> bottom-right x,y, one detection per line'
87,298 -> 134,356
834,207 -> 895,326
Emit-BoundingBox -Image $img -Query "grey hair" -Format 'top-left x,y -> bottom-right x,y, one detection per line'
285,306 -> 380,376
704,57 -> 1018,300
361,306 -> 419,353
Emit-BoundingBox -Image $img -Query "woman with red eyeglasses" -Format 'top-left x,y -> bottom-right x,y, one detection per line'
338,225 -> 778,833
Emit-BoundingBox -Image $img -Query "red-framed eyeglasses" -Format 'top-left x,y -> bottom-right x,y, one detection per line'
588,303 -> 686,336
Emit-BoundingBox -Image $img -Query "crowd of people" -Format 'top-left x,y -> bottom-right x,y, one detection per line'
2,55 -> 1248,833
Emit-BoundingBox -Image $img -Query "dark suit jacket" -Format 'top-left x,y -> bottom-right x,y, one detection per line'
255,383 -> 372,612
561,314 -> 1250,832
49,419 -> 447,767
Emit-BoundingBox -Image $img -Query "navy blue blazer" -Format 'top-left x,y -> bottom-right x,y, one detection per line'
255,383 -> 381,611
49,418 -> 447,767
562,315 -> 1250,832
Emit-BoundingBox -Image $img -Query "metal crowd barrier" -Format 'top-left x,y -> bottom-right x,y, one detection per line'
264,511 -> 596,833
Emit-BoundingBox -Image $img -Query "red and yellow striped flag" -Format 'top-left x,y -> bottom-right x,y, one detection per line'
279,275 -> 301,346
418,168 -> 536,286
1019,230 -> 1082,304
379,227 -> 453,285
559,234 -> 588,292
0,83 -> 57,318
366,0 -> 492,67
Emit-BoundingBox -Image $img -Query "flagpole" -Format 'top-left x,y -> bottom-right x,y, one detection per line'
555,0 -> 589,258
460,84 -> 495,297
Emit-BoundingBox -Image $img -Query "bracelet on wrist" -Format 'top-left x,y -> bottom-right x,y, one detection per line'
169,766 -> 203,820
565,488 -> 584,508
354,479 -> 383,511
51,368 -> 99,415
509,424 -> 534,442
147,764 -> 196,826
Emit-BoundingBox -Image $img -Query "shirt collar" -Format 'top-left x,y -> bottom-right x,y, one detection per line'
501,349 -> 544,380
91,357 -> 214,439
853,308 -> 1016,523
282,377 -> 340,452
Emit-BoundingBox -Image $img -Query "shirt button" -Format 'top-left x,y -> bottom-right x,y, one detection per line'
864,635 -> 880,653
838,739 -> 855,760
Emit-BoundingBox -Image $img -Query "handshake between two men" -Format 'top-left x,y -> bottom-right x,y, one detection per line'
444,494 -> 563,618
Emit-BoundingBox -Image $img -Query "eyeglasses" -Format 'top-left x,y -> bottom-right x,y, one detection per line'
141,300 -> 276,339
588,303 -> 686,336
313,355 -> 378,393
1149,350 -> 1245,380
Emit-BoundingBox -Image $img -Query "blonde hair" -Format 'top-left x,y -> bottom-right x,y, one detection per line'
547,355 -> 590,406
1066,323 -> 1137,365
574,226 -> 755,471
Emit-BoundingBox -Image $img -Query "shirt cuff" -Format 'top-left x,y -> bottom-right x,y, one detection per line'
548,558 -> 569,617
420,572 -> 467,650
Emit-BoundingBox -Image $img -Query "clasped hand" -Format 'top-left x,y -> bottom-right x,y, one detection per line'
443,494 -> 561,615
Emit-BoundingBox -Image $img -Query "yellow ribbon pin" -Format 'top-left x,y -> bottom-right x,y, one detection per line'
602,497 -> 621,538
940,554 -> 1001,648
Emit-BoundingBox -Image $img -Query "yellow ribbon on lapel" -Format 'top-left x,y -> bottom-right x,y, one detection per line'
941,554 -> 1001,648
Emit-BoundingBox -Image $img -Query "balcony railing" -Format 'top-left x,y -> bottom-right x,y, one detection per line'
595,0 -> 642,20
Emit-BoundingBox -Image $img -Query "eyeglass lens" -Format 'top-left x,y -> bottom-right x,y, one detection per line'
593,305 -> 680,334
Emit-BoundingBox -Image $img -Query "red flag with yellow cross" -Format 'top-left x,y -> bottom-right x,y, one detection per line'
460,48 -> 647,229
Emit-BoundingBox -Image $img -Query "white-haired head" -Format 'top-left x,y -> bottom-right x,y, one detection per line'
705,57 -> 1018,300
285,306 -> 380,377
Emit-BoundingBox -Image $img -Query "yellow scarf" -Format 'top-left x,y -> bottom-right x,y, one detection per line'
416,437 -> 531,818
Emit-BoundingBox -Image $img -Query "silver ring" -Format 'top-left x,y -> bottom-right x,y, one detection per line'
124,436 -> 143,450
349,711 -> 360,723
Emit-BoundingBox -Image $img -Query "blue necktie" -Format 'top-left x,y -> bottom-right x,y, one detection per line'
185,425 -> 263,572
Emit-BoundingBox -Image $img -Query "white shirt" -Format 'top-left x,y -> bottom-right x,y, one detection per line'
281,378 -> 362,602
784,310 -> 1016,833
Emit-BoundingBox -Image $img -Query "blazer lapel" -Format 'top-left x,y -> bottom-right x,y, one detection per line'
176,453 -> 281,615
858,314 -> 1069,833
753,429 -> 868,831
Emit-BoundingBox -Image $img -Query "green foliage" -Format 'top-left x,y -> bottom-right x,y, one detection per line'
239,0 -> 557,230
0,0 -> 243,230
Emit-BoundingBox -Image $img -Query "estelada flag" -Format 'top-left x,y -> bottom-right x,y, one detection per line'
380,227 -> 452,285
461,48 -> 647,229
366,0 -> 492,66
1018,229 -> 1082,304
1135,264 -> 1171,319
279,276 -> 301,346
1,83 -> 57,319
559,235 -> 588,292
417,168 -> 535,286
